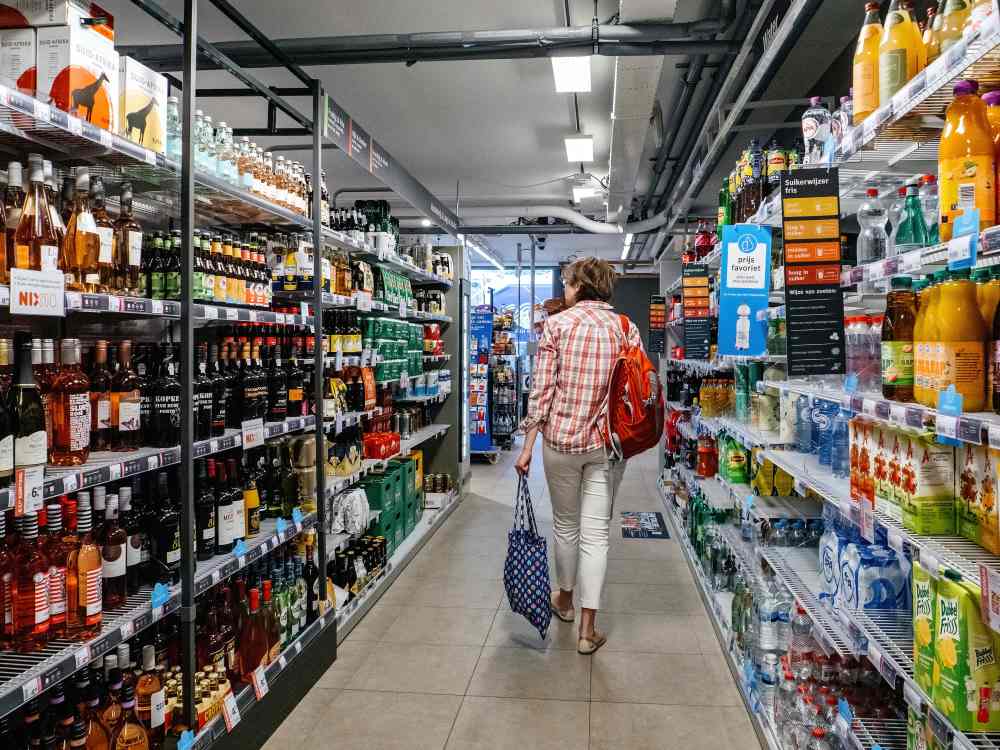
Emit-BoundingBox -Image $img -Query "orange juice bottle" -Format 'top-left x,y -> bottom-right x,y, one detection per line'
939,80 -> 996,241
968,0 -> 995,34
983,89 -> 1000,223
913,278 -> 930,404
924,5 -> 941,63
880,0 -> 922,104
937,0 -> 972,53
854,2 -> 884,124
975,266 -> 1000,337
923,270 -> 948,405
936,268 -> 988,411
902,1 -> 927,70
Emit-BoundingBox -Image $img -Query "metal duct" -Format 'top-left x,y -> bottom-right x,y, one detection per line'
118,23 -> 738,70
449,205 -> 669,234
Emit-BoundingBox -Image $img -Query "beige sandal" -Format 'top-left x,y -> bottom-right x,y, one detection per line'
578,631 -> 607,655
550,591 -> 575,623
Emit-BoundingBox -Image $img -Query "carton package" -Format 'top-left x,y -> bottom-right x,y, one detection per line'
899,432 -> 955,535
0,26 -> 33,95
957,444 -> 1000,554
118,56 -> 165,153
912,561 -> 936,695
0,1 -> 113,39
36,9 -> 117,131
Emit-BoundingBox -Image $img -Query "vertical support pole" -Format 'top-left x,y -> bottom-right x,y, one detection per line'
515,243 -> 522,423
179,0 -> 198,727
528,239 -> 536,383
311,80 -> 327,602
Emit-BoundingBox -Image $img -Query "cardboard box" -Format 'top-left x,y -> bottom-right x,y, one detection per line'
118,56 -> 165,153
0,1 -> 113,39
900,433 -> 955,536
956,444 -> 1000,554
0,26 -> 33,95
36,9 -> 117,131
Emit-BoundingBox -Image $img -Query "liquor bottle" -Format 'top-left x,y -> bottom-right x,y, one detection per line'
147,234 -> 165,301
0,342 -> 14,490
285,343 -> 305,418
41,503 -> 69,638
99,495 -> 126,609
150,472 -> 180,585
120,487 -> 142,596
12,512 -> 50,651
150,348 -> 180,448
223,342 -> 240,429
226,458 -> 245,545
4,160 -> 24,279
0,513 -> 12,649
110,684 -> 149,750
216,587 -> 238,683
66,493 -> 102,640
208,344 -> 227,437
59,166 -> 98,288
242,456 -> 261,538
165,230 -> 181,301
43,160 -> 65,247
238,587 -> 268,681
212,459 -> 234,554
113,183 -> 143,296
15,155 -> 60,273
303,531 -> 319,624
111,342 -> 141,452
136,343 -> 155,445
195,460 -> 216,561
134,645 -> 162,747
262,579 -> 281,663
50,339 -> 91,466
194,343 -> 213,441
89,341 -> 112,451
235,342 -> 256,424
77,682 -> 111,750
14,337 -> 46,476
266,340 -> 287,423
90,176 -> 115,293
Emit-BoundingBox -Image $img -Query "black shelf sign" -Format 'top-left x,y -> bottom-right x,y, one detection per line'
682,265 -> 711,360
648,295 -> 666,354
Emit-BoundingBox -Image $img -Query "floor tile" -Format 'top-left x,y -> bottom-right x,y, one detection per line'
406,576 -> 506,609
262,687 -> 339,750
590,652 -> 742,706
403,550 -> 507,580
589,702 -> 760,750
445,696 -> 590,750
594,613 -> 704,653
343,604 -> 404,643
606,538 -> 686,561
467,646 -> 591,701
303,690 -> 462,750
485,607 -> 580,651
346,643 -> 482,695
381,605 -> 497,646
600,582 -> 702,614
603,557 -> 684,584
314,641 -> 373,689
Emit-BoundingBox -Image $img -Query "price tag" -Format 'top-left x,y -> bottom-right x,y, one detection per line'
251,666 -> 269,700
22,676 -> 41,702
225,307 -> 238,320
890,404 -> 906,426
399,300 -> 407,318
921,551 -> 941,578
989,424 -> 1000,450
106,295 -> 122,313
14,464 -> 44,515
99,129 -> 112,148
241,418 -> 265,450
355,291 -> 372,311
860,502 -> 875,543
869,259 -> 887,281
936,414 -> 958,439
278,655 -> 287,670
276,517 -> 288,536
294,641 -> 302,654
948,232 -> 976,266
67,116 -> 83,136
74,645 -> 91,669
108,464 -> 122,481
10,268 -> 65,317
862,399 -> 878,417
62,474 -> 79,493
202,305 -> 218,320
211,569 -> 221,585
221,691 -> 241,731
900,249 -> 924,273
120,620 -> 134,639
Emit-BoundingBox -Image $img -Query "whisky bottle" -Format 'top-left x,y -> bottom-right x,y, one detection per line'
66,493 -> 102,640
12,512 -> 50,651
226,458 -> 245,545
213,459 -> 234,554
150,347 -> 180,448
285,344 -> 305,418
223,342 -> 240,429
60,167 -> 99,288
50,339 -> 91,466
113,183 -> 142,296
194,343 -> 213,441
16,154 -> 60,273
209,343 -> 227,437
14,337 -> 46,476
41,502 -> 69,639
136,343 -> 154,445
99,495 -> 127,609
195,460 -> 216,561
266,341 -> 287,423
110,684 -> 149,750
89,176 -> 115,293
89,341 -> 112,451
150,472 -> 180,585
111,342 -> 141,451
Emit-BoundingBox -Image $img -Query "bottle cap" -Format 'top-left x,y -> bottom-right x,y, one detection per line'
45,503 -> 62,533
955,79 -> 980,96
116,643 -> 130,669
890,276 -> 912,289
866,187 -> 878,197
17,512 -> 38,539
983,90 -> 1000,106
142,644 -> 156,671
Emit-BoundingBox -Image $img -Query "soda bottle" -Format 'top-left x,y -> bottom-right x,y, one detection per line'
920,174 -> 940,244
802,97 -> 833,165
831,95 -> 853,152
856,188 -> 888,266
831,409 -> 850,479
894,182 -> 930,254
887,186 -> 907,257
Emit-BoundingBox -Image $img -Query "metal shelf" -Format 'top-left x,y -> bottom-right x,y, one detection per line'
703,415 -> 786,449
194,302 -> 314,327
396,390 -> 451,405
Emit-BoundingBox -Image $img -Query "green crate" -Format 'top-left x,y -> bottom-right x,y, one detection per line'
389,458 -> 416,504
362,471 -> 399,514
393,512 -> 405,547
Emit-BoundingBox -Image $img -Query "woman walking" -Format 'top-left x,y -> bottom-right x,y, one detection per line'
515,257 -> 642,655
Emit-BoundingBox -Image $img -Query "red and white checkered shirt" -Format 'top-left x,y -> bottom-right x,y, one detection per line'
521,301 -> 644,454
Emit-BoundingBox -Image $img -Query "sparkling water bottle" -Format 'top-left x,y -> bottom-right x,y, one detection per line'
857,188 -> 888,266
831,95 -> 853,151
920,174 -> 940,244
831,409 -> 850,478
788,606 -> 817,679
802,97 -> 833,165
166,96 -> 181,162
887,186 -> 906,257
796,394 -> 813,454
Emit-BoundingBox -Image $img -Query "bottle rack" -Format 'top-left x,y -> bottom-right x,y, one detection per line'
0,0 -> 465,744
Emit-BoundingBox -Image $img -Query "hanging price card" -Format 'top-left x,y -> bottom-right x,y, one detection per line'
355,291 -> 372,311
221,691 -> 241,731
980,564 -> 1000,634
251,666 -> 269,700
14,464 -> 44,515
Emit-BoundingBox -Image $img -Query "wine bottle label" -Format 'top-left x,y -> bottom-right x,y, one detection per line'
2,571 -> 11,624
232,503 -> 246,541
40,245 -> 58,272
127,533 -> 144,566
217,504 -> 234,545
6,206 -> 20,229
96,398 -> 111,429
0,434 -> 12,473
48,565 -> 66,618
32,571 -> 49,627
97,227 -> 114,264
102,544 -> 126,578
128,231 -> 142,267
77,211 -> 97,233
118,399 -> 141,432
15,430 -> 46,466
83,566 -> 102,620
167,528 -> 181,564
225,637 -> 237,670
150,689 -> 166,729
68,392 -> 90,451
202,519 -> 215,540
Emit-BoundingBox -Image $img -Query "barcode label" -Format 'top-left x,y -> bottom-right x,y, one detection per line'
959,183 -> 976,210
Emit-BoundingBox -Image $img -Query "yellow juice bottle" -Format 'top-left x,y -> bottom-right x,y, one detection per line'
880,0 -> 922,104
938,0 -> 972,53
937,268 -> 988,411
939,79 -> 996,241
968,0 -> 995,34
854,2 -> 884,124
913,278 -> 930,404
983,89 -> 1000,224
924,271 -> 948,406
924,6 -> 941,63
903,1 -> 928,70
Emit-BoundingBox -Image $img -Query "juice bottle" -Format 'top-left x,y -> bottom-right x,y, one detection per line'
902,1 -> 927,70
982,89 -> 1000,222
882,276 -> 917,402
924,5 -> 941,63
920,271 -> 947,405
936,268 -> 988,411
937,0 -> 972,54
988,265 -> 1000,412
939,80 -> 996,241
880,0 -> 922,104
854,2 -> 884,124
968,0 -> 995,34
913,278 -> 930,404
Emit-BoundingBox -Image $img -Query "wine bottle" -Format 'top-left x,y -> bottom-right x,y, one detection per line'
50,339 -> 91,466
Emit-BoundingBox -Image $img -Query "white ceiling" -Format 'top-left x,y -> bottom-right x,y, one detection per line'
106,0 -> 720,263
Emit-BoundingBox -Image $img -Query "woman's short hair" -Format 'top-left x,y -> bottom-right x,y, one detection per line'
562,257 -> 616,302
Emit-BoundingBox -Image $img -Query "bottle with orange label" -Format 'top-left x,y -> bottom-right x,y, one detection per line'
983,89 -> 1000,222
933,268 -> 988,411
940,80 -> 996,241
879,0 -> 923,105
853,2 -> 884,124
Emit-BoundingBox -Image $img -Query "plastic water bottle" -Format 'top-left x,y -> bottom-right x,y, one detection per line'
856,188 -> 888,265
814,400 -> 838,465
775,671 -> 799,725
802,97 -> 833,165
796,394 -> 813,453
789,606 -> 817,679
807,727 -> 833,750
887,186 -> 907,257
919,174 -> 940,244
831,95 -> 853,151
894,182 -> 930,255
774,587 -> 793,650
831,409 -> 850,478
166,96 -> 181,162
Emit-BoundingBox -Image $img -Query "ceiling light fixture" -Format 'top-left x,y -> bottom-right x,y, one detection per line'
551,56 -> 591,93
620,233 -> 634,261
464,237 -> 504,271
420,218 -> 432,227
564,135 -> 594,163
572,185 -> 599,203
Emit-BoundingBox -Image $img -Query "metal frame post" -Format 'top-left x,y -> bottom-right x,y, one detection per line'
179,0 -> 198,727
528,240 -> 536,382
311,80 -> 327,603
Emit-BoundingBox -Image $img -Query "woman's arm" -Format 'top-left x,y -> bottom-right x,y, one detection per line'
515,323 -> 559,476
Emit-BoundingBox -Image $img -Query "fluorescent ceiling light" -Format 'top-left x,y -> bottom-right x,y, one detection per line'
572,185 -> 599,203
564,135 -> 594,163
551,56 -> 591,93
420,218 -> 432,227
621,233 -> 634,261
468,241 -> 504,271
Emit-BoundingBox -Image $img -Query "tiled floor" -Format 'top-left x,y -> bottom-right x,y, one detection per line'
264,441 -> 761,749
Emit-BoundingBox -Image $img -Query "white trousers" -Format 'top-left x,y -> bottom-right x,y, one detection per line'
542,443 -> 625,610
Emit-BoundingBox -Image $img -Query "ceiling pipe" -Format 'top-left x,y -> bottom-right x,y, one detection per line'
119,23 -> 739,70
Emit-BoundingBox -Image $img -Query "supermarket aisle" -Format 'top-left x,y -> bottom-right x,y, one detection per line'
265,442 -> 759,750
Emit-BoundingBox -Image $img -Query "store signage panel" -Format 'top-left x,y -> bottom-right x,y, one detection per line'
717,225 -> 771,357
781,168 -> 846,377
648,295 -> 666,354
682,264 -> 711,360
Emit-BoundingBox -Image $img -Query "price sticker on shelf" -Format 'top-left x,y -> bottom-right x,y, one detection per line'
74,645 -> 91,669
278,655 -> 287,670
948,210 -> 980,270
936,414 -> 959,440
14,464 -> 44,516
108,463 -> 122,481
900,249 -> 924,273
202,305 -> 218,320
989,424 -> 1000,450
225,307 -> 238,320
398,300 -> 407,318
241,418 -> 265,450
890,404 -> 907,426
294,641 -> 302,654
862,399 -> 878,417
62,474 -> 78,494
251,666 -> 269,700
355,291 -> 372,311
221,691 -> 241,732
120,620 -> 134,639
22,677 -> 41,702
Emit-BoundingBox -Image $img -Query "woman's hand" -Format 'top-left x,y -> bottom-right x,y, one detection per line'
514,446 -> 532,476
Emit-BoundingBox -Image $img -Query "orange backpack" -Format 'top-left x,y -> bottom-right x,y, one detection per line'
600,314 -> 664,461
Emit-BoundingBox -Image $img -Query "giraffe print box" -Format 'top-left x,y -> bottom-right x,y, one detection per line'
35,4 -> 118,132
118,56 -> 165,154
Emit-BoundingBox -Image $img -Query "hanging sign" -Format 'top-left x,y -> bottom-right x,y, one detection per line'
781,168 -> 846,377
681,264 -> 711,360
648,295 -> 666,354
717,225 -> 772,357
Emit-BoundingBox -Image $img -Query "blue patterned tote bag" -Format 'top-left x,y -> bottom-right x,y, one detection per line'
503,476 -> 552,639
